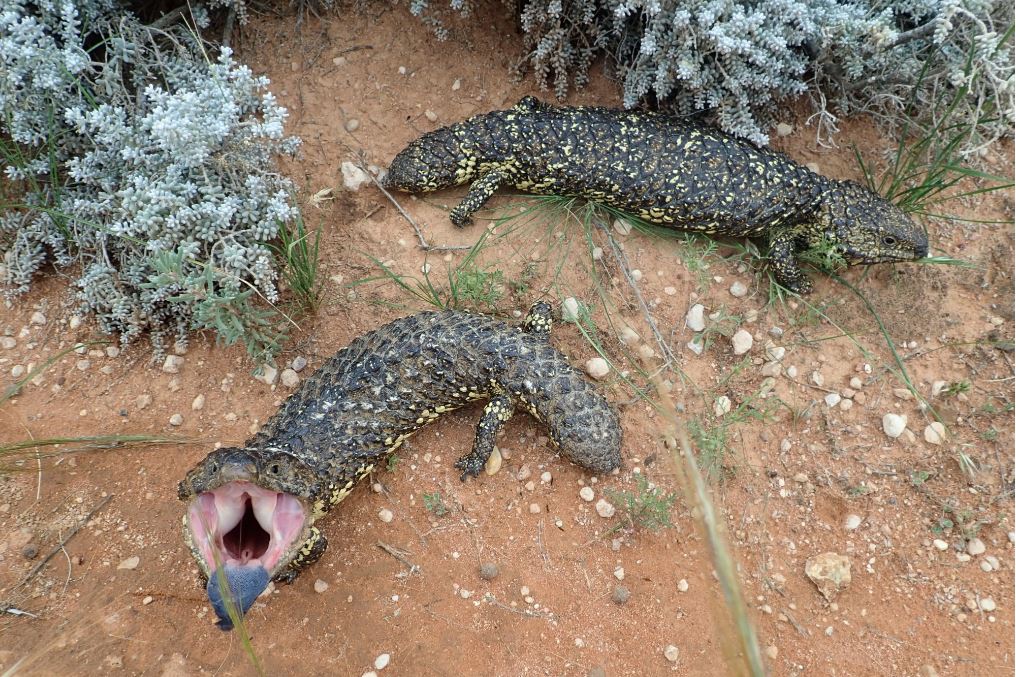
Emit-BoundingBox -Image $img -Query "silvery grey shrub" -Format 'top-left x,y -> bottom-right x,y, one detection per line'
1,2 -> 299,361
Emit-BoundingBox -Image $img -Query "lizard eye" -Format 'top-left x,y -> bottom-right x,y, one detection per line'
268,463 -> 281,475
882,235 -> 898,246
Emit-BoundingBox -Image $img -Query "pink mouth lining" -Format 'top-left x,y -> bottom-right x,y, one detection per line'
187,481 -> 306,572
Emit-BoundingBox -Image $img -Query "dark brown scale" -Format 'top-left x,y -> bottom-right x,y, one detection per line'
244,302 -> 620,495
384,97 -> 929,293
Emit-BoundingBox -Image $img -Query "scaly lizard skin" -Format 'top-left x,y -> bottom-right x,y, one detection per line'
384,96 -> 928,293
178,302 -> 621,629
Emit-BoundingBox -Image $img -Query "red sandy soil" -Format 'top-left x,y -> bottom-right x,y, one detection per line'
1,4 -> 1013,676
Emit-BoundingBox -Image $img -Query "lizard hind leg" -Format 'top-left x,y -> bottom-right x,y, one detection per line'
522,300 -> 553,338
456,394 -> 516,480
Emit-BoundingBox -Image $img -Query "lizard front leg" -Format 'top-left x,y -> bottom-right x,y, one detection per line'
449,169 -> 507,227
768,227 -> 813,294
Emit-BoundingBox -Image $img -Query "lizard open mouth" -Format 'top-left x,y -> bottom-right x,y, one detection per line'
185,481 -> 307,629
187,481 -> 306,572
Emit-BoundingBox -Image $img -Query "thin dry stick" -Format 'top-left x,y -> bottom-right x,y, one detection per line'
359,164 -> 471,252
15,494 -> 114,591
376,540 -> 420,573
593,218 -> 675,366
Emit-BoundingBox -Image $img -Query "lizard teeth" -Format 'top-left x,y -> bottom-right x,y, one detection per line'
252,492 -> 278,534
214,491 -> 244,535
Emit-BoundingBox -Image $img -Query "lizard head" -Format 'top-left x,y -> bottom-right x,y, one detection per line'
383,123 -> 475,193
820,181 -> 929,264
178,446 -> 324,630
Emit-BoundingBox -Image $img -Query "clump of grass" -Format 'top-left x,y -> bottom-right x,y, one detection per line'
422,491 -> 449,516
688,419 -> 730,483
854,28 -> 1014,222
941,380 -> 972,398
353,229 -> 505,311
272,211 -> 321,313
605,474 -> 678,534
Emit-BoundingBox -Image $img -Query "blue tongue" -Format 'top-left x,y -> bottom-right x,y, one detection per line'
206,564 -> 271,631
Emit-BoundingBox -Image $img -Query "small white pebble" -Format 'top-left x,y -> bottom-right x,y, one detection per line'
664,645 -> 680,662
882,413 -> 907,439
664,286 -> 677,296
630,269 -> 643,282
257,365 -> 278,385
579,486 -> 595,502
314,579 -> 329,593
529,503 -> 541,514
980,598 -> 996,612
612,219 -> 632,236
618,327 -> 640,345
844,514 -> 862,530
591,246 -> 604,260
191,394 -> 205,411
595,498 -> 616,518
713,395 -> 732,417
162,355 -> 184,374
585,357 -> 610,380
613,567 -> 624,581
281,369 -> 300,389
117,556 -> 140,570
966,538 -> 986,556
378,508 -> 394,523
731,329 -> 753,355
729,281 -> 748,297
685,304 -> 705,332
169,414 -> 183,426
484,445 -> 502,476
561,297 -> 581,323
677,579 -> 689,592
825,393 -> 841,407
933,539 -> 949,551
374,652 -> 391,670
29,311 -> 46,325
924,422 -> 946,445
